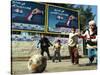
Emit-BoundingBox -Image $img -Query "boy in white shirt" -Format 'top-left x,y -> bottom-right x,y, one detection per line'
68,26 -> 80,65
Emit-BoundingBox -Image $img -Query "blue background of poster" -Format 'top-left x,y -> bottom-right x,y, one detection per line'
48,5 -> 78,33
11,1 -> 45,31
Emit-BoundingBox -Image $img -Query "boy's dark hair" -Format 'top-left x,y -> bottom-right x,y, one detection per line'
57,39 -> 61,43
40,33 -> 45,36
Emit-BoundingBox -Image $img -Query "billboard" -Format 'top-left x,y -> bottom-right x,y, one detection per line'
47,5 -> 79,33
11,1 -> 45,31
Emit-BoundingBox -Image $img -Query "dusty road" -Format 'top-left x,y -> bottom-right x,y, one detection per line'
11,58 -> 97,75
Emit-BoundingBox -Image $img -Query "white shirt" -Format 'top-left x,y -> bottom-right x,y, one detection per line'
68,33 -> 79,47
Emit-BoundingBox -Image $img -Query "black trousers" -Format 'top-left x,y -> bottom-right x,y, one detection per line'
41,47 -> 51,59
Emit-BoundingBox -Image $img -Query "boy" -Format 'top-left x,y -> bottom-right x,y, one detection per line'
37,34 -> 52,59
68,26 -> 80,65
52,40 -> 62,62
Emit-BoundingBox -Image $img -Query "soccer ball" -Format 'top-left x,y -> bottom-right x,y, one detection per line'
28,54 -> 47,73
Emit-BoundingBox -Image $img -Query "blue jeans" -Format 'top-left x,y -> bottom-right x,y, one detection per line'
88,48 -> 97,58
88,48 -> 97,63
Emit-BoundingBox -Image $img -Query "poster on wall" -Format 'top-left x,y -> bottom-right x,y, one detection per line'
11,1 -> 45,31
47,5 -> 79,34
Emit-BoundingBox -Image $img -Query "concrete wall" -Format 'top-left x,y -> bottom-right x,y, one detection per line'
12,39 -> 84,58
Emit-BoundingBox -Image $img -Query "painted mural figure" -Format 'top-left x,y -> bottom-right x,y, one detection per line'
81,20 -> 97,64
52,39 -> 62,62
37,34 -> 53,59
68,26 -> 80,65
